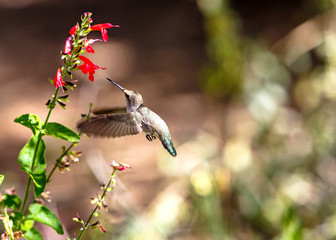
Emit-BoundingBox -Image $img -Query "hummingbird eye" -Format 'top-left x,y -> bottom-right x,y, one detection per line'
125,94 -> 130,99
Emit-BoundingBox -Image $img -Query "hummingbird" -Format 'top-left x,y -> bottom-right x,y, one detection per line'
77,78 -> 177,157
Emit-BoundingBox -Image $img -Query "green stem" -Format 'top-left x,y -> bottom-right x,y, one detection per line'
20,133 -> 43,214
77,169 -> 116,240
43,87 -> 60,128
20,177 -> 32,215
19,13 -> 91,221
46,142 -> 75,183
2,204 -> 14,240
20,88 -> 60,214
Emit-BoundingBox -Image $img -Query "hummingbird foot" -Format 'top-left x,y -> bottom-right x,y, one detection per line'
146,134 -> 157,141
146,134 -> 153,141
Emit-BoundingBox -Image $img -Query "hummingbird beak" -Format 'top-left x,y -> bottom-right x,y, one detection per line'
106,78 -> 125,92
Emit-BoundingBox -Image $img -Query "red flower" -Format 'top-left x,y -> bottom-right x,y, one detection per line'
109,161 -> 131,171
86,45 -> 94,53
78,56 -> 106,82
85,39 -> 101,54
53,68 -> 65,88
63,37 -> 72,54
69,24 -> 78,35
99,224 -> 107,233
90,23 -> 119,42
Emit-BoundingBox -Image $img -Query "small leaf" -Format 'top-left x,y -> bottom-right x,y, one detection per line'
27,204 -> 64,235
21,219 -> 35,232
28,171 -> 47,197
3,194 -> 22,210
45,122 -> 80,142
3,196 -> 21,212
18,136 -> 46,174
10,211 -> 24,230
0,174 -> 4,185
22,227 -> 43,240
14,114 -> 42,136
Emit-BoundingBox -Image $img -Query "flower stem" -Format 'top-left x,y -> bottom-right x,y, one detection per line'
20,176 -> 32,214
46,142 -> 75,183
44,87 -> 60,128
20,87 -> 60,214
77,169 -> 117,240
2,204 -> 15,240
20,134 -> 43,214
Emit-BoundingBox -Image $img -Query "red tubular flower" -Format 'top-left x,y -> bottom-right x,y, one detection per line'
86,45 -> 94,53
78,56 -> 106,82
63,37 -> 72,54
85,39 -> 101,53
99,224 -> 107,233
69,24 -> 79,35
90,23 -> 119,42
109,161 -> 131,171
53,68 -> 65,88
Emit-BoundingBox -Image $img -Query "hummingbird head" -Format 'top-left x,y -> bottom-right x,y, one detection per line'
106,78 -> 143,111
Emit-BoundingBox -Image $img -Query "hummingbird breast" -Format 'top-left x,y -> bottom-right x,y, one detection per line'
138,106 -> 169,136
138,105 -> 177,157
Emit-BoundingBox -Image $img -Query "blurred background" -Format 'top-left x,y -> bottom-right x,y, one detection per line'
1,0 -> 336,239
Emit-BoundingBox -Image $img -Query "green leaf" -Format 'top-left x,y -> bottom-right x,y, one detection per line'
14,114 -> 42,136
28,171 -> 47,197
280,208 -> 302,240
0,174 -> 4,185
27,204 -> 64,235
11,211 -> 23,229
21,219 -> 35,232
18,136 -> 47,197
45,122 -> 80,142
18,136 -> 46,174
3,194 -> 22,210
23,227 -> 43,240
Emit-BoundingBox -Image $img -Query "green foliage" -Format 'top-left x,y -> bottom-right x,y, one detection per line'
26,204 -> 64,235
3,194 -> 22,210
16,118 -> 79,199
280,208 -> 302,240
45,122 -> 80,142
14,114 -> 42,136
0,12 -> 114,240
17,136 -> 47,197
29,172 -> 47,197
0,174 -> 3,185
22,227 -> 43,240
198,0 -> 243,98
20,219 -> 34,231
18,136 -> 46,173
190,171 -> 227,239
1,195 -> 24,236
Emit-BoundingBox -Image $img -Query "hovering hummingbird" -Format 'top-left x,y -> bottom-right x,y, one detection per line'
77,78 -> 177,157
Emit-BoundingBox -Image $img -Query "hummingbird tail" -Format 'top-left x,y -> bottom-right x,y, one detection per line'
160,134 -> 177,157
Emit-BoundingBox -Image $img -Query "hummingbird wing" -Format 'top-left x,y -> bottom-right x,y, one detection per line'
92,107 -> 127,115
77,113 -> 142,138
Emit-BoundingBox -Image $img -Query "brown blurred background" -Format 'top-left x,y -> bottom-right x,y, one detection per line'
1,0 -> 336,239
